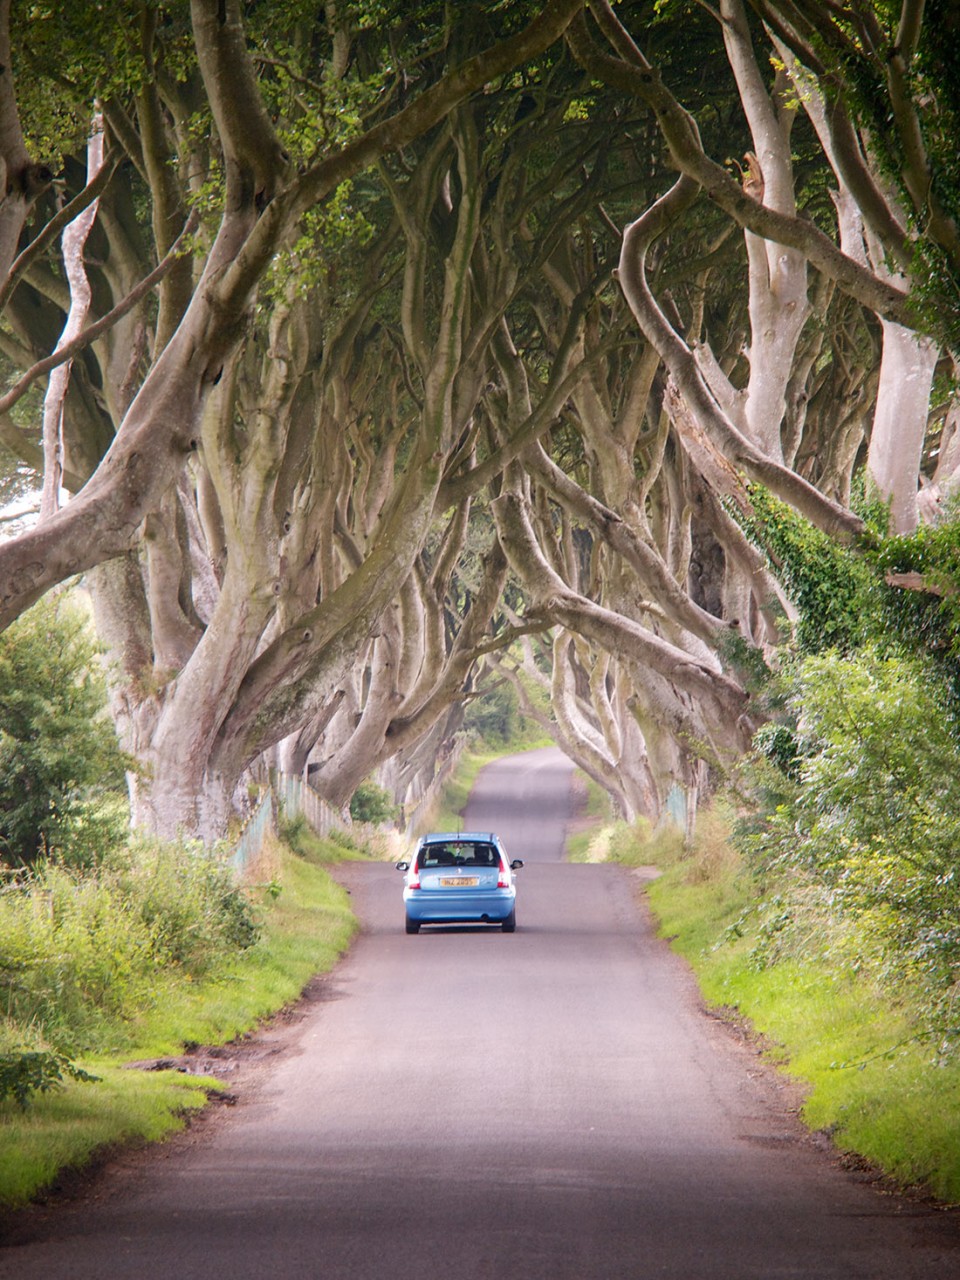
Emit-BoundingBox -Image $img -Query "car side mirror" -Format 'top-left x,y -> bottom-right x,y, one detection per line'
395,861 -> 409,871
510,859 -> 524,870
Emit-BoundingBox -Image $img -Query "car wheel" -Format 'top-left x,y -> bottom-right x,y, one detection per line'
405,915 -> 421,934
502,909 -> 516,933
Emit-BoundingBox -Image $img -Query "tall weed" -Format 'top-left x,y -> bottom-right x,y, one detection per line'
0,842 -> 259,1055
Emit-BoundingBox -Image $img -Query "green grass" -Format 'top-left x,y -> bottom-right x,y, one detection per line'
0,1065 -> 215,1208
120,836 -> 357,1058
610,810 -> 960,1205
0,832 -> 358,1208
565,774 -> 615,862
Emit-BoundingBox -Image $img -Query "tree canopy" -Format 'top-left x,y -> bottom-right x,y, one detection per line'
0,0 -> 957,842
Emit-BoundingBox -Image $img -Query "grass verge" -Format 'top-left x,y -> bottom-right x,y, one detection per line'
608,809 -> 960,1205
0,831 -> 358,1209
565,773 -> 615,862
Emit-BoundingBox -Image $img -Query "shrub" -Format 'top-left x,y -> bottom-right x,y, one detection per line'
464,683 -> 520,745
329,827 -> 359,850
736,485 -> 877,655
737,647 -> 960,1018
115,839 -> 261,968
0,865 -> 159,1051
0,843 -> 260,1055
869,510 -> 960,704
0,1032 -> 100,1109
277,811 -> 311,850
348,780 -> 396,825
0,595 -> 129,867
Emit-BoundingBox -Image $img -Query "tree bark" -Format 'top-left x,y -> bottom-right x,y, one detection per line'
566,6 -> 913,327
617,176 -> 864,543
491,489 -> 752,744
0,0 -> 586,632
40,117 -> 106,519
867,321 -> 939,533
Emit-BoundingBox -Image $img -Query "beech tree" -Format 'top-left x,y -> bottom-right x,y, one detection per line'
562,13 -> 947,539
474,0 -> 959,818
0,0 -> 586,839
2,0 -> 958,841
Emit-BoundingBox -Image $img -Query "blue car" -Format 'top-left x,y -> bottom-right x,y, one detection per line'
396,832 -> 524,933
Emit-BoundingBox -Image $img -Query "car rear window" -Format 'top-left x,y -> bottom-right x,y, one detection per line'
418,843 -> 499,868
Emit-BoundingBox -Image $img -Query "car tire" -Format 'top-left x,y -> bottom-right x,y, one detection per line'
405,915 -> 421,934
502,909 -> 516,933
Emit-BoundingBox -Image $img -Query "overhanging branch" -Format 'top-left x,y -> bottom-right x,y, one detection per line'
0,210 -> 199,425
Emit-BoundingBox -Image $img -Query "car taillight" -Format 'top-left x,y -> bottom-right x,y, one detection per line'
497,862 -> 509,888
408,865 -> 421,889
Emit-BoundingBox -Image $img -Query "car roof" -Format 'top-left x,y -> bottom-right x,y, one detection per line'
418,832 -> 500,843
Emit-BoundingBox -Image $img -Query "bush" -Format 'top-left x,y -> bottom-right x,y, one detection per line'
736,485 -> 877,655
464,683 -> 520,745
0,842 -> 260,1055
0,595 -> 129,867
737,646 -> 960,1019
0,1042 -> 99,1109
869,510 -> 960,703
348,780 -> 396,825
115,839 -> 260,966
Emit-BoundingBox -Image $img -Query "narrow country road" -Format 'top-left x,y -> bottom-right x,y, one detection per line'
2,746 -> 960,1278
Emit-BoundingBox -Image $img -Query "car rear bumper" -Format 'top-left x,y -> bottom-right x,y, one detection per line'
403,887 -> 515,924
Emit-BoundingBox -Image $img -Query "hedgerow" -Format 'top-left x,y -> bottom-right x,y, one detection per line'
730,487 -> 960,1058
0,841 -> 260,1061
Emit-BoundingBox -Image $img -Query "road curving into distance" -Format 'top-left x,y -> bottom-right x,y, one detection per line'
2,745 -> 960,1278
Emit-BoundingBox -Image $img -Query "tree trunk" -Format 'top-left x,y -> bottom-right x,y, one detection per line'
867,321 -> 939,533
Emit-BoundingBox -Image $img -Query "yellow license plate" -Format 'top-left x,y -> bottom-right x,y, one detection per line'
440,876 -> 478,887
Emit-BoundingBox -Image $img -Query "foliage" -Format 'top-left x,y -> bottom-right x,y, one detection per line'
744,0 -> 960,347
736,485 -> 877,654
2,0 -> 955,860
736,646 -> 960,1020
112,838 -> 262,962
737,483 -> 960,724
0,841 -> 260,1055
348,779 -> 397,825
464,681 -> 522,746
0,595 -> 129,867
749,721 -> 802,783
277,809 -> 312,852
643,822 -> 960,1204
328,826 -> 361,852
0,838 -> 358,1208
594,804 -> 960,1201
0,1011 -> 99,1110
868,510 -> 960,700
15,1 -> 199,170
280,811 -> 363,861
0,418 -> 41,535
0,1049 -> 99,1110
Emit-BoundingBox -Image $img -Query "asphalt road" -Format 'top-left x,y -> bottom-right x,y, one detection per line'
3,746 -> 960,1278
